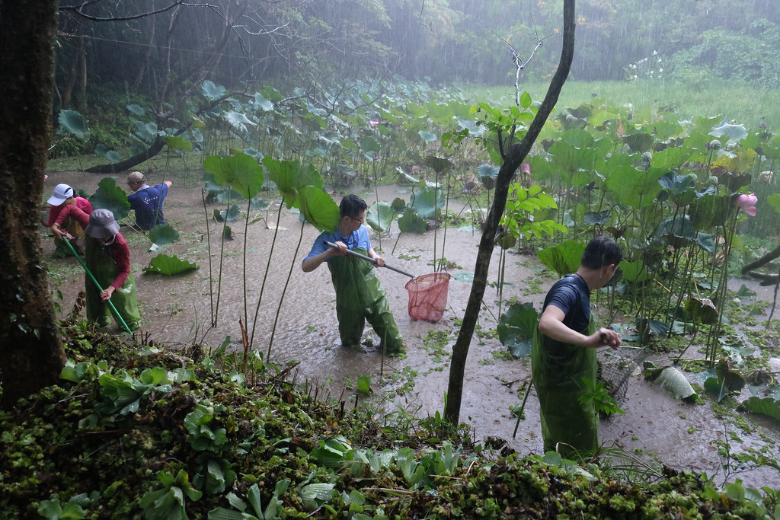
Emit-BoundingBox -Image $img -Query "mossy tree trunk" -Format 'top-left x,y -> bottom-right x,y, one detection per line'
444,0 -> 577,424
0,0 -> 67,408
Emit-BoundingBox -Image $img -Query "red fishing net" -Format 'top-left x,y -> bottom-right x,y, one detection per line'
405,272 -> 450,322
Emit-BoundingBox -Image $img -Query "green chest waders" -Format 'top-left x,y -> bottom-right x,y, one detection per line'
328,248 -> 403,353
531,320 -> 598,457
85,237 -> 141,330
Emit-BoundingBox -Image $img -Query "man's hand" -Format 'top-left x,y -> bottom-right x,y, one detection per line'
332,241 -> 348,256
373,255 -> 385,267
592,327 -> 621,350
100,286 -> 115,301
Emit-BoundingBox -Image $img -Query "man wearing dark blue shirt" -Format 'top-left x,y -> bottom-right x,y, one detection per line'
127,171 -> 172,230
532,236 -> 622,457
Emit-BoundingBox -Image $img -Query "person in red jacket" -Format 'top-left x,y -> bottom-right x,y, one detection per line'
44,183 -> 93,257
52,207 -> 140,331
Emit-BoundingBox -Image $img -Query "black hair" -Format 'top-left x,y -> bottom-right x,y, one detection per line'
339,194 -> 368,219
581,236 -> 622,270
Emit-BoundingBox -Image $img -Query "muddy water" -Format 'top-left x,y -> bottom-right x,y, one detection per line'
43,171 -> 779,489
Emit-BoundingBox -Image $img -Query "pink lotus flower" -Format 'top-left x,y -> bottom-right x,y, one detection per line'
369,120 -> 379,128
735,193 -> 758,216
520,162 -> 531,175
44,175 -> 48,181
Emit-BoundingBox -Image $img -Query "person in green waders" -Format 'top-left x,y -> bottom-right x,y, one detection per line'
532,236 -> 622,457
301,194 -> 405,357
52,207 -> 141,331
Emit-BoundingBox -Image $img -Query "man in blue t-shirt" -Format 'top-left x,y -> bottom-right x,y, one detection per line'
302,194 -> 405,356
127,171 -> 173,230
532,236 -> 622,456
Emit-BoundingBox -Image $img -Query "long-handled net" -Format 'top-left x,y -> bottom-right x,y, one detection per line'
597,346 -> 651,401
405,272 -> 451,322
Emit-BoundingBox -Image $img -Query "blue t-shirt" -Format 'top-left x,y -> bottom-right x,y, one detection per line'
303,225 -> 371,263
543,273 -> 590,332
128,183 -> 169,230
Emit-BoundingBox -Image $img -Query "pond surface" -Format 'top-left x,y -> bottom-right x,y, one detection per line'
43,170 -> 780,489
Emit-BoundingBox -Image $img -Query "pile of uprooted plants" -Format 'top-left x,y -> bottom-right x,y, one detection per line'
1,323 -> 778,519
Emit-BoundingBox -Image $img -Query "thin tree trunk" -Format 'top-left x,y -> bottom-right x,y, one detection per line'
0,0 -> 67,409
444,0 -> 576,423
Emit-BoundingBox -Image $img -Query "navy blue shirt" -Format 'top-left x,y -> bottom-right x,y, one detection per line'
543,273 -> 590,332
128,183 -> 169,230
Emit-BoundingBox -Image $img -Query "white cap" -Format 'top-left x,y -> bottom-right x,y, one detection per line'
48,184 -> 74,206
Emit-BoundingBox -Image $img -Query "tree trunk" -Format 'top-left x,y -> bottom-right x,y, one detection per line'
444,0 -> 576,424
0,0 -> 67,409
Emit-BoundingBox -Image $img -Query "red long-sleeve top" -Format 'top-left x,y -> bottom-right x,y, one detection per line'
55,205 -> 131,290
46,197 -> 93,227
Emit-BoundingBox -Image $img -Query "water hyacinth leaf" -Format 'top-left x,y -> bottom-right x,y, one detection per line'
164,135 -> 192,152
144,254 -> 198,275
148,224 -> 180,245
408,186 -> 444,219
297,186 -> 340,233
204,152 -> 264,199
367,201 -> 395,233
652,367 -> 697,401
537,240 -> 586,277
202,80 -> 226,101
497,302 -> 539,358
742,396 -> 780,422
263,157 -> 323,208
126,104 -> 145,116
398,207 -> 427,234
89,177 -> 131,220
58,109 -> 89,138
424,156 -> 452,174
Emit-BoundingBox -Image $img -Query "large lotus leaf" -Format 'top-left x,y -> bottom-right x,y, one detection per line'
164,135 -> 192,152
561,128 -> 594,148
547,141 -> 599,186
418,130 -> 437,143
398,207 -> 427,234
742,396 -> 780,422
651,120 -> 684,141
684,297 -> 719,324
713,148 -> 757,175
89,178 -> 131,220
58,110 -> 89,138
620,260 -> 652,283
497,302 -> 539,358
537,240 -> 585,277
605,165 -> 664,208
622,133 -> 654,153
252,92 -> 274,112
652,367 -> 697,400
133,120 -> 158,143
143,254 -> 198,275
710,122 -> 748,143
689,193 -> 731,230
424,156 -> 452,174
359,136 -> 380,155
397,167 -> 427,187
201,80 -> 226,101
367,202 -> 395,233
204,152 -> 264,199
262,157 -> 323,208
408,186 -> 444,219
213,205 -> 241,223
298,186 -> 340,233
654,215 -> 696,245
582,210 -> 611,227
148,225 -> 180,245
390,197 -> 406,213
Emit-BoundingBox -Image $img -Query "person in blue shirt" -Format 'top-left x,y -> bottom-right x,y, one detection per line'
127,171 -> 172,230
302,194 -> 405,357
532,235 -> 622,457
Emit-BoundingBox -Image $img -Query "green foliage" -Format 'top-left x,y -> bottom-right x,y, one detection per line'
497,302 -> 539,358
579,377 -> 625,416
143,254 -> 198,275
140,470 -> 202,520
88,177 -> 131,221
148,224 -> 180,245
537,240 -> 586,277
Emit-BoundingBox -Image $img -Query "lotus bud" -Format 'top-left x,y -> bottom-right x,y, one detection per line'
735,193 -> 758,216
706,140 -> 721,150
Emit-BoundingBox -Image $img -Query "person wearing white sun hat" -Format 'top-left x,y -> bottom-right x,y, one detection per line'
52,207 -> 140,330
44,183 -> 93,257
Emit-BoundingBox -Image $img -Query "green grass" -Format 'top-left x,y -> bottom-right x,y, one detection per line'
462,80 -> 780,129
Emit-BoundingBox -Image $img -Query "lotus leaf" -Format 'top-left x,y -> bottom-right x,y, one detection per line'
582,210 -> 611,227
742,396 -> 780,422
57,109 -> 89,138
418,130 -> 437,142
204,152 -> 264,200
133,120 -> 158,143
126,104 -> 145,116
408,186 -> 444,219
684,297 -> 719,324
201,80 -> 226,101
367,202 -> 395,233
497,302 -> 539,358
89,177 -> 131,221
689,193 -> 731,230
213,205 -> 240,223
398,207 -> 427,234
148,225 -> 180,245
143,254 -> 198,275
297,186 -> 340,233
620,260 -> 652,284
605,165 -> 664,208
424,156 -> 452,174
263,157 -> 323,208
537,240 -> 586,277
652,367 -> 697,401
164,135 -> 192,152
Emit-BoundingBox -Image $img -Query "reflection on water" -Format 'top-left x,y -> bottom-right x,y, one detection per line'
42,171 -> 779,488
